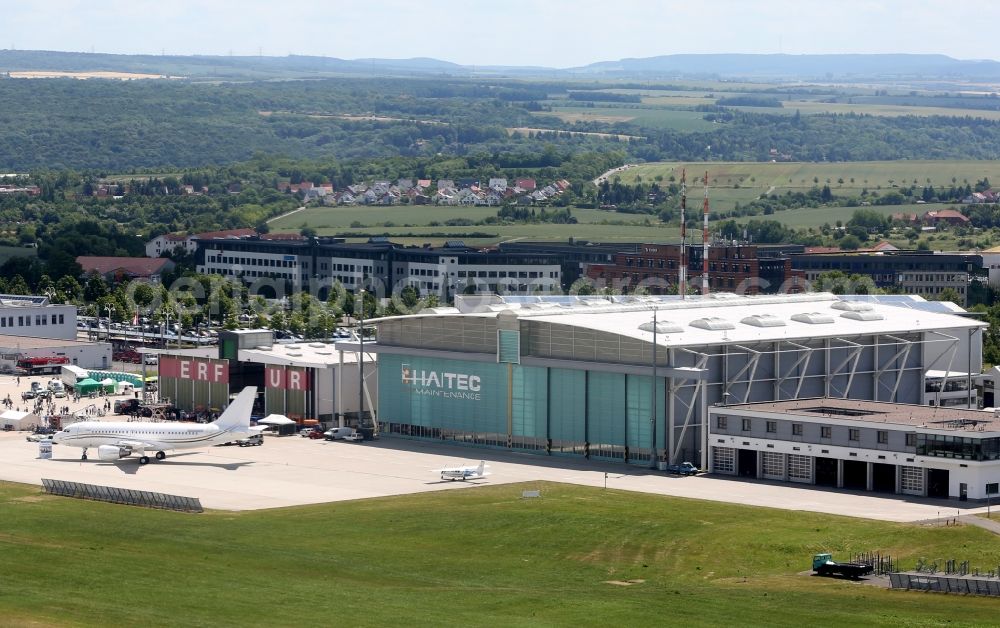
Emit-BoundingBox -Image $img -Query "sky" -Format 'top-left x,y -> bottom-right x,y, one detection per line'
4,0 -> 1000,68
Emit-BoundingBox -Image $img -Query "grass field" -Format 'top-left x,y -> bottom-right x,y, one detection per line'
534,106 -> 717,131
269,205 -> 678,246
619,160 -> 1000,194
553,87 -> 1000,122
3,480 -> 1000,626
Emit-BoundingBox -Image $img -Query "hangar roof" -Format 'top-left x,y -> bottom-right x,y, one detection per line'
239,342 -> 372,368
388,293 -> 984,349
725,397 -> 1000,432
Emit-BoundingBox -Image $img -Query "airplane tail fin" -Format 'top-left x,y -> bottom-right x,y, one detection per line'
212,386 -> 257,431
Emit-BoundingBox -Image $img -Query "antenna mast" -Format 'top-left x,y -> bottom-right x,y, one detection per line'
678,169 -> 687,299
702,171 -> 710,295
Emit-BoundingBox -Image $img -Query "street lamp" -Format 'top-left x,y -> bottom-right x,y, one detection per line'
161,309 -> 172,349
104,304 -> 113,343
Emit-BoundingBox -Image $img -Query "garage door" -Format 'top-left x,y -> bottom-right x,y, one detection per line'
712,446 -> 736,474
787,454 -> 813,484
761,451 -> 785,480
900,466 -> 924,496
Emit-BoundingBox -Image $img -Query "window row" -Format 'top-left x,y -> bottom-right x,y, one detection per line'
0,313 -> 65,328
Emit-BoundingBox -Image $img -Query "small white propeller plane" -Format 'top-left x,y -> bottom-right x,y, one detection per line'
51,386 -> 257,465
435,460 -> 490,481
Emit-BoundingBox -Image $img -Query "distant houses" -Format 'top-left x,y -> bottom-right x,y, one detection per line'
892,208 -> 970,229
282,176 -> 563,208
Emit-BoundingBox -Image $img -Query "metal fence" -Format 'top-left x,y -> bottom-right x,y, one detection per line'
41,478 -> 203,513
889,573 -> 1000,596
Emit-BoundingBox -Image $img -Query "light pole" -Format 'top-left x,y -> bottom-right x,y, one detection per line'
104,304 -> 113,343
161,309 -> 172,349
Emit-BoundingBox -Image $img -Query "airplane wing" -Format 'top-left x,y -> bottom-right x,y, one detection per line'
115,439 -> 167,453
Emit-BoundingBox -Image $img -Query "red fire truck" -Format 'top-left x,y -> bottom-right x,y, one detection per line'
16,356 -> 70,375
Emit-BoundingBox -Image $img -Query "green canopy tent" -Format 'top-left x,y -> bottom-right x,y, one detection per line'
100,378 -> 117,393
75,378 -> 102,395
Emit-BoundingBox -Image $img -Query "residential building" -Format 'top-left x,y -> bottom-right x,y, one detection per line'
77,256 -> 176,284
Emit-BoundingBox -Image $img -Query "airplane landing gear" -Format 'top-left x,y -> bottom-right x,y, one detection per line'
81,449 -> 88,461
155,451 -> 166,460
139,456 -> 150,465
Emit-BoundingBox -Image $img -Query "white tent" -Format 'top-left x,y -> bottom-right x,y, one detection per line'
0,410 -> 37,431
116,381 -> 135,394
257,414 -> 295,425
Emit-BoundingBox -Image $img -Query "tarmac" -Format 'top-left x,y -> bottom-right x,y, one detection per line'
0,373 -> 996,523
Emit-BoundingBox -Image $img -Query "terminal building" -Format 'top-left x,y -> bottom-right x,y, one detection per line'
363,292 -> 983,471
708,398 -> 1000,501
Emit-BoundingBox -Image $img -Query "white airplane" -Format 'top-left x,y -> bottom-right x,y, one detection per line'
435,460 -> 490,481
51,386 -> 257,465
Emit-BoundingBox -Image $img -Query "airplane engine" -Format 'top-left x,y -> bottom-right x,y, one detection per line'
97,445 -> 132,461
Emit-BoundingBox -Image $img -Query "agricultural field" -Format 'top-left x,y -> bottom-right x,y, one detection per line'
762,99 -> 1000,121
3,480 -> 1000,626
270,205 -> 678,246
619,160 -> 1000,200
534,106 -> 717,131
552,85 -> 1000,122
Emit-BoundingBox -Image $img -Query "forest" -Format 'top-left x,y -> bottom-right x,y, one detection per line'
3,77 -> 1000,172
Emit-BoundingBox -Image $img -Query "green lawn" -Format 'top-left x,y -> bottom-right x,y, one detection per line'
2,480 -> 1000,626
270,205 -> 679,246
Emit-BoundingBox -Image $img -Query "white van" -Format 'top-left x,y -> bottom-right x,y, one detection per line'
323,427 -> 356,441
143,354 -> 158,365
47,380 -> 66,397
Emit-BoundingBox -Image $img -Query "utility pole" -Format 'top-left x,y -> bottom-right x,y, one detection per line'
679,169 -> 687,299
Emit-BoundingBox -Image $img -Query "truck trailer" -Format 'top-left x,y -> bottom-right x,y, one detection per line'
812,553 -> 874,579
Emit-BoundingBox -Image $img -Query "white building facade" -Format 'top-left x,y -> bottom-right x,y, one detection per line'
709,398 -> 1000,501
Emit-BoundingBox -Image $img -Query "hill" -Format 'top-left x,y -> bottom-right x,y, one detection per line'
3,50 -> 1000,81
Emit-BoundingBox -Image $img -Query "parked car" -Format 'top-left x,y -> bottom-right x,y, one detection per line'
307,430 -> 325,440
323,427 -> 356,441
299,426 -> 323,437
665,462 -> 700,476
237,434 -> 264,447
341,432 -> 364,442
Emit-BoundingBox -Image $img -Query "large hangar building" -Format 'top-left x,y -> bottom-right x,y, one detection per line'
369,293 -> 984,470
